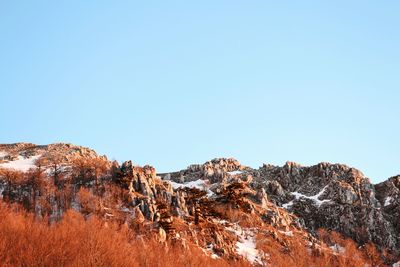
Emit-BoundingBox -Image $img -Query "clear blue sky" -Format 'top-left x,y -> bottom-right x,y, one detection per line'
1,1 -> 399,182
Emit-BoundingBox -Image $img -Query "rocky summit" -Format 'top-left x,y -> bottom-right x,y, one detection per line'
0,142 -> 399,266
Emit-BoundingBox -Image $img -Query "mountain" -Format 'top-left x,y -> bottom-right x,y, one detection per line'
0,142 -> 398,266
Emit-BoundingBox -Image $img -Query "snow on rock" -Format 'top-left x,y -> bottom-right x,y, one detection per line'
384,196 -> 393,207
210,254 -> 219,259
227,170 -> 243,176
282,185 -> 331,209
203,244 -> 220,259
225,224 -> 264,265
0,155 -> 41,172
170,179 -> 214,197
236,233 -> 260,265
279,230 -> 293,237
282,200 -> 294,209
170,179 -> 206,190
0,151 -> 8,158
393,261 -> 400,267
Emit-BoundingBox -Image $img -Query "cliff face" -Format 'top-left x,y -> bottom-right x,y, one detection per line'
0,143 -> 398,266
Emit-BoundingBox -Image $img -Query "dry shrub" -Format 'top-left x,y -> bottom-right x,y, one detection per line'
0,202 -> 250,267
256,230 -> 313,267
317,229 -> 386,267
214,204 -> 263,228
0,168 -> 26,184
254,227 -> 390,267
0,204 -> 137,266
77,187 -> 100,215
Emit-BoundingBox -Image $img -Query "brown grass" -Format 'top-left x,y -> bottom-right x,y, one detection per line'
255,227 -> 389,267
0,201 -> 249,267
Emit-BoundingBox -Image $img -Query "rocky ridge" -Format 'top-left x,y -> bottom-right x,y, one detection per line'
0,143 -> 399,265
159,158 -> 400,253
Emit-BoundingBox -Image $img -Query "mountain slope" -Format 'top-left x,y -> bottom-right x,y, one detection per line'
0,143 -> 398,266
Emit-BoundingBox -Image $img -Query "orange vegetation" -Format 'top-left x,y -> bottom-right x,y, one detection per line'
256,227 -> 390,267
0,202 -> 249,267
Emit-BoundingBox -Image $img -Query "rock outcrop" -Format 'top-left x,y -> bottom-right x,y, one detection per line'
252,162 -> 399,252
160,157 -> 400,253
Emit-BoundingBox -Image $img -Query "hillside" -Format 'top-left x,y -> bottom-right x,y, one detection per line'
0,143 -> 398,266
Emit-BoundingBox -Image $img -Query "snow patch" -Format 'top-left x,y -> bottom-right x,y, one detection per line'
213,219 -> 265,264
227,170 -> 243,176
0,155 -> 41,172
393,261 -> 400,267
282,200 -> 294,209
170,179 -> 214,197
204,244 -> 220,259
279,230 -> 293,237
210,254 -> 219,259
170,179 -> 205,190
282,185 -> 331,209
384,196 -> 393,207
225,224 -> 263,265
236,234 -> 260,264
0,151 -> 8,158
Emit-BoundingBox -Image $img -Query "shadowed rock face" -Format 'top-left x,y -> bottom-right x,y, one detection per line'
161,158 -> 400,252
375,176 -> 400,233
254,162 -> 399,251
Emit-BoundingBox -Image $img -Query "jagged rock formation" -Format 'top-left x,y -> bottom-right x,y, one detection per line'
159,157 -> 400,256
0,143 -> 399,266
251,162 -> 398,252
